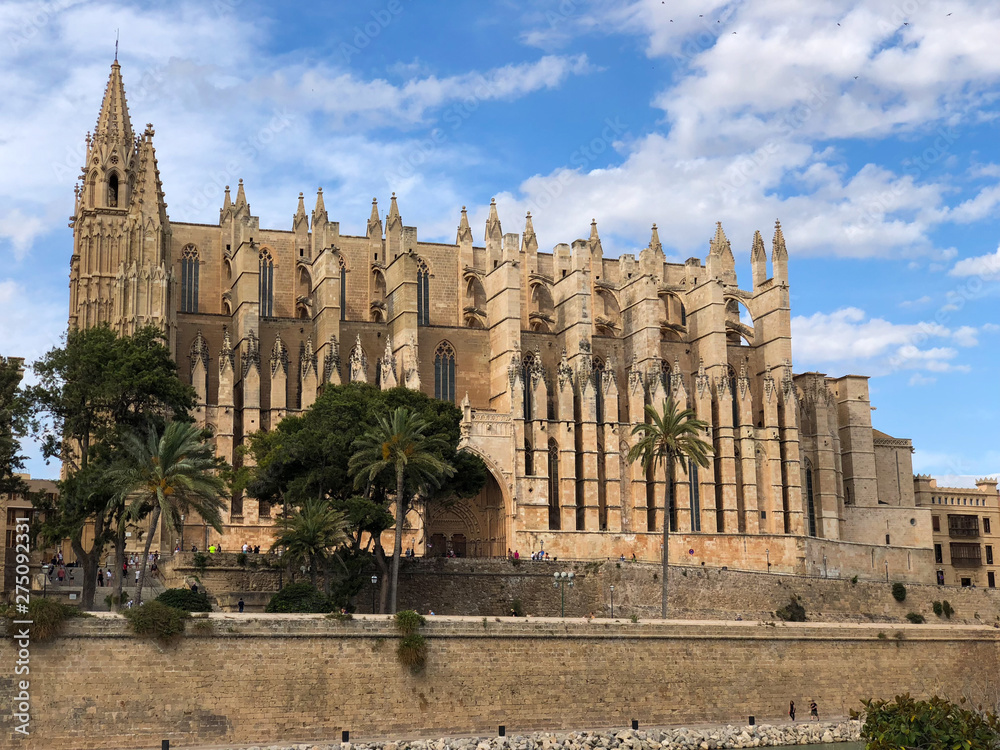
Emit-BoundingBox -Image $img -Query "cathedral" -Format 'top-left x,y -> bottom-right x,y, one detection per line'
68,60 -> 934,582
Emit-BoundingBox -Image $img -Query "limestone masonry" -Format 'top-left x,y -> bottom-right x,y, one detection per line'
68,59 -> 965,582
1,615 -> 995,749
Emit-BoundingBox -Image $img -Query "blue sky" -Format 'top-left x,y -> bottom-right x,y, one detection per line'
1,0 -> 998,485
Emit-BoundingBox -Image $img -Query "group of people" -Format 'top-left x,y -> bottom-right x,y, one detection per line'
788,700 -> 819,721
241,543 -> 262,554
95,552 -> 160,588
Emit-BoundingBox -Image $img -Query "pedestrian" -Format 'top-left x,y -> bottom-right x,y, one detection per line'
97,569 -> 105,587
57,566 -> 65,583
809,700 -> 818,721
190,582 -> 199,593
238,598 -> 245,613
135,568 -> 141,584
789,701 -> 795,721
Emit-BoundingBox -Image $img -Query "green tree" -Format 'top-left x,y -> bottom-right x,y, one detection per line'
29,324 -> 195,609
269,498 -> 349,588
349,407 -> 455,613
861,694 -> 1000,749
108,421 -> 227,606
0,356 -> 32,497
627,398 -> 712,619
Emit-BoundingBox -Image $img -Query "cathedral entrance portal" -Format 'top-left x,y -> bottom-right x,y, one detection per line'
424,469 -> 506,558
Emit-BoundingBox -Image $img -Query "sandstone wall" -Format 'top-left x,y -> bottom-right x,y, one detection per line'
0,616 -> 996,750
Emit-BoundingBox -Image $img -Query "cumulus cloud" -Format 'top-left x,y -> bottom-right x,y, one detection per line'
949,246 -> 1000,279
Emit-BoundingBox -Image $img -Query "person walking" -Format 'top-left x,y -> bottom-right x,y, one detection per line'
788,701 -> 795,721
809,700 -> 818,721
238,598 -> 245,613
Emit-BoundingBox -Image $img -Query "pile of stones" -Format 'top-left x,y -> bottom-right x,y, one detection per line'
216,720 -> 862,750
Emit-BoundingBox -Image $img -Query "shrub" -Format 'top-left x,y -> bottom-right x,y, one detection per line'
192,552 -> 209,574
851,575 -> 859,585
943,600 -> 954,619
891,582 -> 907,602
776,596 -> 806,622
861,694 -> 1000,750
933,601 -> 944,617
265,583 -> 332,613
905,612 -> 925,624
125,601 -> 189,641
510,599 -> 525,617
397,632 -> 427,672
155,588 -> 212,612
236,552 -> 247,567
3,598 -> 86,642
394,609 -> 426,635
630,614 -> 639,623
326,611 -> 353,622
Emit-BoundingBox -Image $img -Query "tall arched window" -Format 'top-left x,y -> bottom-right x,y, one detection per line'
524,438 -> 533,476
181,245 -> 199,313
339,256 -> 347,321
805,459 -> 818,537
434,342 -> 456,402
259,248 -> 274,317
688,459 -> 701,532
593,358 -> 605,423
416,260 -> 430,326
522,351 -> 535,421
548,439 -> 560,530
108,172 -> 119,208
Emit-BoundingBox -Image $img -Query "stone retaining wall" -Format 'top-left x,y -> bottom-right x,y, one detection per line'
0,615 -> 994,750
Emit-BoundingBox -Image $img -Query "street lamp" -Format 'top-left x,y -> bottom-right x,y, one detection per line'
553,571 -> 575,617
765,548 -> 770,572
179,514 -> 185,553
884,560 -> 889,583
41,564 -> 48,598
371,574 -> 379,614
610,585 -> 615,618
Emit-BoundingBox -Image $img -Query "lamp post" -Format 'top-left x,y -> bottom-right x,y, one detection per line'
553,571 -> 574,617
371,574 -> 378,614
179,514 -> 185,553
610,585 -> 615,618
41,564 -> 48,598
884,560 -> 889,583
765,548 -> 770,572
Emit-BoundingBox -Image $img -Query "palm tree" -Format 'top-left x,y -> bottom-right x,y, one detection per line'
627,398 -> 712,619
349,407 -> 455,613
269,498 -> 349,588
110,421 -> 228,606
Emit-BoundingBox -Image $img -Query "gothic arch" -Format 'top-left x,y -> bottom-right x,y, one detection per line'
371,268 -> 387,322
594,288 -> 620,336
724,295 -> 755,346
453,444 -> 512,557
434,341 -> 456,402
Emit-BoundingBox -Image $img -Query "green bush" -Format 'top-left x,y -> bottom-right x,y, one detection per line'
155,588 -> 212,612
510,599 -> 525,617
943,600 -> 954,619
396,632 -> 427,672
933,601 -> 944,617
265,583 -> 332,613
861,694 -> 1000,750
394,609 -> 426,635
236,552 -> 247,567
3,598 -> 86,642
851,575 -> 859,585
891,582 -> 907,602
124,601 -> 190,641
906,612 -> 926,624
776,596 -> 806,622
192,552 -> 209,574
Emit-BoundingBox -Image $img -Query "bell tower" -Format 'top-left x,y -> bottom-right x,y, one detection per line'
69,58 -> 175,350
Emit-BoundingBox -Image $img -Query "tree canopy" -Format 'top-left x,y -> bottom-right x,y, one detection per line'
0,356 -> 32,497
861,694 -> 1000,750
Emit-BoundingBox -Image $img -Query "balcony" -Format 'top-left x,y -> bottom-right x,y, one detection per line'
948,514 -> 980,539
950,542 -> 982,567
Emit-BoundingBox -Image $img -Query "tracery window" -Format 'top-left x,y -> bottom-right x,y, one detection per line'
434,341 -> 456,402
181,245 -> 199,313
339,256 -> 347,321
259,248 -> 274,317
805,459 -> 818,537
416,259 -> 430,326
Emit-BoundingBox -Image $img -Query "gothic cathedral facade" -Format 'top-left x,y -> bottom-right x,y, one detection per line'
69,61 -> 934,581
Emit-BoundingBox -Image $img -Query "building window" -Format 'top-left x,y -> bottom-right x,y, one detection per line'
339,257 -> 347,321
936,570 -> 945,585
805,461 -> 817,537
522,352 -> 535,421
949,542 -> 982,567
524,438 -> 533,476
948,514 -> 980,538
593,358 -> 605,423
108,172 -> 119,207
433,342 -> 456,402
416,260 -> 430,325
988,545 -> 994,565
932,515 -> 940,532
985,518 -> 992,534
181,245 -> 199,313
688,460 -> 701,532
259,249 -> 274,317
990,572 -> 996,588
934,543 -> 943,564
548,439 -> 560,530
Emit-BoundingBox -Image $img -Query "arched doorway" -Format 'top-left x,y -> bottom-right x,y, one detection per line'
424,468 -> 507,558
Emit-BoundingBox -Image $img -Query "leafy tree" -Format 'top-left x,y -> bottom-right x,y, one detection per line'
860,694 -> 1000,749
0,356 -> 32,497
108,421 -> 227,606
240,383 -> 484,612
155,588 -> 212,612
265,582 -> 332,613
29,324 -> 195,609
627,398 -> 712,619
269,498 -> 349,588
349,407 -> 455,613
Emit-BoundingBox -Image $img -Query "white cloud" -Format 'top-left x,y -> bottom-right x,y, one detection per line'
909,373 -> 936,386
0,209 -> 47,261
0,280 -> 65,362
790,307 -> 974,376
899,295 -> 932,307
949,245 -> 1000,278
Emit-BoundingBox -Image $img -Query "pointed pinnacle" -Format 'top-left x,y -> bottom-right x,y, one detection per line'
314,187 -> 326,215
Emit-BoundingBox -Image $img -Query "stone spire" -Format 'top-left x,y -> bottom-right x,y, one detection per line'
367,197 -> 382,238
772,219 -> 787,260
270,332 -> 288,376
522,211 -> 537,254
710,221 -> 731,257
456,205 -> 473,244
235,178 -> 248,210
387,192 -> 401,229
751,229 -> 767,287
92,60 -> 134,151
485,197 -> 502,242
241,329 -> 260,377
293,192 -> 307,231
222,185 -> 232,212
649,223 -> 662,253
219,327 -> 235,374
589,218 -> 603,256
127,124 -> 168,226
314,186 -> 326,215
